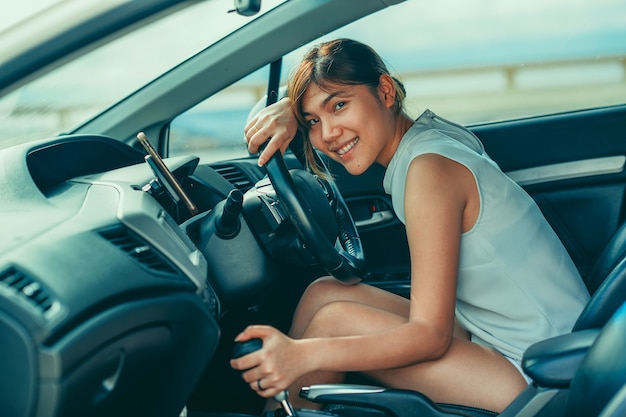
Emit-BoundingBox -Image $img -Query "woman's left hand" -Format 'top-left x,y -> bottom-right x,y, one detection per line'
230,325 -> 312,398
244,97 -> 298,167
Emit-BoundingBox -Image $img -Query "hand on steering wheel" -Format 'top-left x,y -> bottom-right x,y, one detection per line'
245,98 -> 298,166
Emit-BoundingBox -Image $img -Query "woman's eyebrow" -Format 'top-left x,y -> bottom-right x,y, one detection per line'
302,90 -> 350,116
302,89 -> 350,116
322,91 -> 343,106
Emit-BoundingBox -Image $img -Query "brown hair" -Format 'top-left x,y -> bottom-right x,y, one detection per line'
287,38 -> 406,176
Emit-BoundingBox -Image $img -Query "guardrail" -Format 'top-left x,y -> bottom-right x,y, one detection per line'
402,55 -> 626,88
398,55 -> 626,123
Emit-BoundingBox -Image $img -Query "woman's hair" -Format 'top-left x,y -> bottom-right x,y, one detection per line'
287,38 -> 406,176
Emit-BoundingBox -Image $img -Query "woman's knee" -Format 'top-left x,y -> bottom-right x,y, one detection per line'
290,277 -> 347,338
302,301 -> 354,338
307,275 -> 349,295
298,276 -> 350,310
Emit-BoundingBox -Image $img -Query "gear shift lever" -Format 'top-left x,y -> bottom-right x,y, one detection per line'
233,339 -> 297,417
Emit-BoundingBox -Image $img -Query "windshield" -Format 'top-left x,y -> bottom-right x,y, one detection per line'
0,0 -> 286,150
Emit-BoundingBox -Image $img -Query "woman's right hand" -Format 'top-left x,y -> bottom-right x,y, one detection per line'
230,325 -> 314,399
244,97 -> 299,166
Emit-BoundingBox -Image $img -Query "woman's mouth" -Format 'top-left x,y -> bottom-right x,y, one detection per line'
336,137 -> 359,156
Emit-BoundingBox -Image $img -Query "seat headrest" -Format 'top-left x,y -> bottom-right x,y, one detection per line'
584,222 -> 626,295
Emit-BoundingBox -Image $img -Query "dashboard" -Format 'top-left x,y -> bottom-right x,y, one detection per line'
0,134 -> 280,417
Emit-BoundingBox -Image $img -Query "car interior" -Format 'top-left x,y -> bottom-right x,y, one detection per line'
1,1 -> 625,417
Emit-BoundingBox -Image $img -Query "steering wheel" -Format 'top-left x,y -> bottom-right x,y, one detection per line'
264,145 -> 365,284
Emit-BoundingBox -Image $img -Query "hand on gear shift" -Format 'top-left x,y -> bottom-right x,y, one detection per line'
232,338 -> 298,417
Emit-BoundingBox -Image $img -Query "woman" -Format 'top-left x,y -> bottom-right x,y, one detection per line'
231,39 -> 589,413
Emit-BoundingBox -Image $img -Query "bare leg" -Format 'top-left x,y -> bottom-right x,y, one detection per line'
277,276 -> 526,413
368,337 -> 527,412
289,276 -> 411,339
265,276 -> 408,411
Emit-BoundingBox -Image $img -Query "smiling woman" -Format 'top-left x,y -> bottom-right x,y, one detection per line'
235,37 -> 591,413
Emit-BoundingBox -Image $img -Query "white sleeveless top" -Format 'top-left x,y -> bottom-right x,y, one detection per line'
383,110 -> 590,360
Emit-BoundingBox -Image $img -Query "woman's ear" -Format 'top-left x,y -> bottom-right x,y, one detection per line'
378,74 -> 397,109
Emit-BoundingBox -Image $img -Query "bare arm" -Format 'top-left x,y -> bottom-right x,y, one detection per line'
244,97 -> 299,166
306,154 -> 471,371
232,154 -> 476,397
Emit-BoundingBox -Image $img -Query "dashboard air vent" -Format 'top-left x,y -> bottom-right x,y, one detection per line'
0,267 -> 59,318
212,164 -> 255,192
99,226 -> 180,276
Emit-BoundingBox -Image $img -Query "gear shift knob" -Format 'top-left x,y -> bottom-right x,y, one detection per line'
232,338 -> 263,358
232,339 -> 297,416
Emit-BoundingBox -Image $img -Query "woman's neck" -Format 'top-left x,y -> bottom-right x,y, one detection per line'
377,113 -> 414,167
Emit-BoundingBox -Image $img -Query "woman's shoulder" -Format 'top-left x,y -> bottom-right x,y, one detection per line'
384,111 -> 489,192
406,110 -> 484,153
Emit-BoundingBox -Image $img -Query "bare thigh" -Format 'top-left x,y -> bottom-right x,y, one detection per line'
368,337 -> 527,412
299,292 -> 527,413
290,276 -> 410,338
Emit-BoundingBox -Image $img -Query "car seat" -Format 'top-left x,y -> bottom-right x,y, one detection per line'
573,221 -> 626,331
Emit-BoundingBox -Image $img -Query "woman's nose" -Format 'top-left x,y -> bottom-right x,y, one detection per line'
321,119 -> 340,142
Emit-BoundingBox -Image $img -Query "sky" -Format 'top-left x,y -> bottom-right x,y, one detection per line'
2,0 -> 625,70
326,0 -> 626,70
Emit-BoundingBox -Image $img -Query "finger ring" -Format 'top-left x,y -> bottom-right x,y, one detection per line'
253,125 -> 260,133
257,379 -> 264,390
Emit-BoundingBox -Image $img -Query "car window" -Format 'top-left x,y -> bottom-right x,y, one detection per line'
0,0 -> 286,151
330,0 -> 626,125
170,66 -> 270,161
169,0 -> 626,161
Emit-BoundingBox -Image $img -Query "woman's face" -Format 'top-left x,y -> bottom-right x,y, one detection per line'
301,77 -> 399,175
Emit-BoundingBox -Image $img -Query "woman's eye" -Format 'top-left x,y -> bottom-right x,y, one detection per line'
334,101 -> 345,111
307,118 -> 319,127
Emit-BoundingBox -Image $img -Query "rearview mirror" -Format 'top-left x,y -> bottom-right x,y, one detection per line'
233,0 -> 261,16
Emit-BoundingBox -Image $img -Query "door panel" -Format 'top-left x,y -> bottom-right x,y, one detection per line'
328,104 -> 626,293
475,105 -> 626,277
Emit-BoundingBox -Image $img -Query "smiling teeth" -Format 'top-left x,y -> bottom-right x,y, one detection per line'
337,137 -> 359,156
